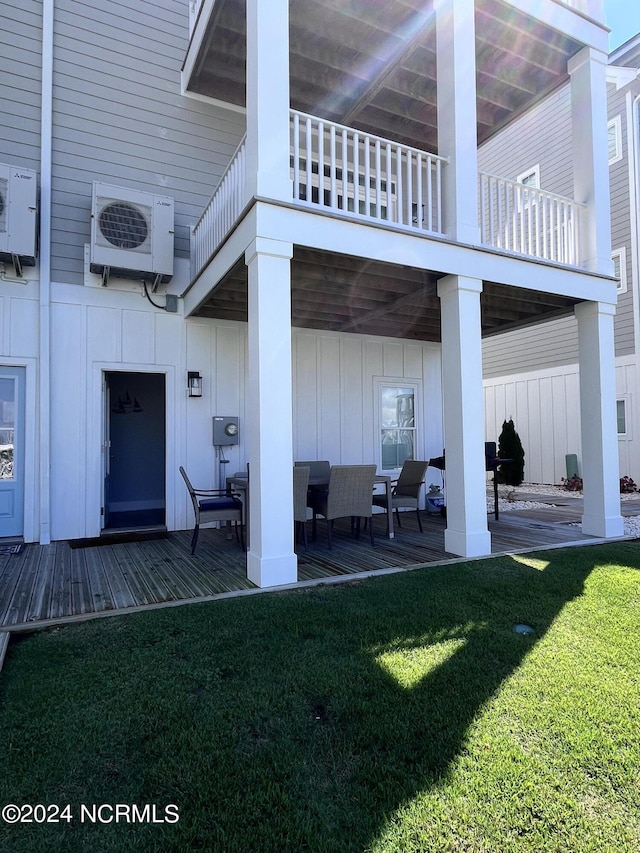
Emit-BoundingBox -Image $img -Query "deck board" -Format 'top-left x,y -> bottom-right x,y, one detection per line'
0,503 -> 630,632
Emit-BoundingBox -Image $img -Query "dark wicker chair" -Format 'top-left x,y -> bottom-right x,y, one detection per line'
309,464 -> 377,548
293,465 -> 310,549
179,466 -> 244,554
372,460 -> 428,532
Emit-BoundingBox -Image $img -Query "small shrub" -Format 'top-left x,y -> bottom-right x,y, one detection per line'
620,476 -> 637,493
561,475 -> 583,492
497,418 -> 525,486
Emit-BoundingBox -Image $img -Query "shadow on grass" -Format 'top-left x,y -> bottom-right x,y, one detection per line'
0,542 -> 636,853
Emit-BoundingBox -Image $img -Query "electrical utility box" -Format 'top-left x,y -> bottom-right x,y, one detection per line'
213,416 -> 239,446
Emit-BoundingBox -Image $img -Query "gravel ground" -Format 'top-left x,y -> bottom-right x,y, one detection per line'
486,482 -> 640,537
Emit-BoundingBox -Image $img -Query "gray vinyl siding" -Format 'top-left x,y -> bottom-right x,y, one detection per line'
607,80 -> 637,358
479,85 -> 574,199
50,0 -> 246,285
482,316 -> 578,380
481,70 -> 640,376
0,0 -> 42,171
479,85 -> 579,376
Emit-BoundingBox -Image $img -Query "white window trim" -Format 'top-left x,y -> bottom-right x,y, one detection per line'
516,164 -> 540,188
612,246 -> 627,294
608,115 -> 622,165
516,164 -> 540,211
374,377 -> 422,474
617,397 -> 629,438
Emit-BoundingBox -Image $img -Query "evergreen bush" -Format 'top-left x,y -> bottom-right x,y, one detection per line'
497,418 -> 525,486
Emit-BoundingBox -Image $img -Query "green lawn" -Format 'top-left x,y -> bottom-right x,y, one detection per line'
0,542 -> 638,852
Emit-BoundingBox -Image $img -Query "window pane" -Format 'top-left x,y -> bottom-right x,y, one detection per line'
617,400 -> 626,434
381,387 -> 414,428
0,378 -> 15,480
608,123 -> 617,160
381,429 -> 414,469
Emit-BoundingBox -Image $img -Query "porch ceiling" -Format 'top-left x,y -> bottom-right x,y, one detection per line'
185,0 -> 582,151
192,247 -> 579,341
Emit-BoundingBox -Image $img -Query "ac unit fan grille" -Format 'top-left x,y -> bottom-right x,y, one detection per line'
98,201 -> 151,252
0,179 -> 7,233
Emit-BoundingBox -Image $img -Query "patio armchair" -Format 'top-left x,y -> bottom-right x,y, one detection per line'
372,459 -> 428,532
293,465 -> 311,549
179,466 -> 244,555
309,464 -> 377,548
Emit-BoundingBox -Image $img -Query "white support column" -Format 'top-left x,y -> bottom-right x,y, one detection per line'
246,0 -> 292,201
437,275 -> 491,557
435,0 -> 480,245
568,47 -> 613,275
575,301 -> 624,538
245,237 -> 297,587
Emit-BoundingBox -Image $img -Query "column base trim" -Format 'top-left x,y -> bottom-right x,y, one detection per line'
581,513 -> 624,538
444,528 -> 492,558
247,551 -> 298,587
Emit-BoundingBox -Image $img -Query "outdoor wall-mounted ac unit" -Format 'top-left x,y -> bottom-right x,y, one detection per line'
90,182 -> 174,288
0,163 -> 38,276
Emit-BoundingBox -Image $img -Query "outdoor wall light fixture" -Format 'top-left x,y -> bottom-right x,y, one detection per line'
187,371 -> 203,398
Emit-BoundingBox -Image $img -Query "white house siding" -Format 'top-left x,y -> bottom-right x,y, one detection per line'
50,0 -> 246,284
0,0 -> 42,170
48,278 -> 443,540
484,356 -> 637,485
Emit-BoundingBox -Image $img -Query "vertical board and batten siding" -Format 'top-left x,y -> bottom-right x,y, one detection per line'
484,366 -> 581,485
50,0 -> 245,284
292,332 -> 443,473
0,0 -> 42,170
47,285 -> 445,540
50,285 -> 185,540
484,358 -> 638,484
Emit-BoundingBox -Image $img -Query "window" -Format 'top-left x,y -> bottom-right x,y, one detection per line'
0,377 -> 16,480
378,382 -> 418,471
516,164 -> 540,211
516,165 -> 540,190
617,399 -> 627,435
608,116 -> 622,165
612,247 -> 627,294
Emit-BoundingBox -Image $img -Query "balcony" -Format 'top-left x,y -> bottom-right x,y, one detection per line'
191,110 -> 582,280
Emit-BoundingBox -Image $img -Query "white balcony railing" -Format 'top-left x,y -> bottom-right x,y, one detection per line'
290,110 -> 446,235
479,172 -> 583,266
191,135 -> 248,278
190,123 -> 585,282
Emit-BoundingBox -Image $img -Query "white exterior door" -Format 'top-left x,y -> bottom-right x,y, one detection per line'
0,367 -> 25,538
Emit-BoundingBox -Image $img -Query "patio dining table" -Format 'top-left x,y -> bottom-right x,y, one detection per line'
226,468 -> 395,547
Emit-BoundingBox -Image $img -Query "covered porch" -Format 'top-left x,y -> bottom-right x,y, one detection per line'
177,0 -> 620,589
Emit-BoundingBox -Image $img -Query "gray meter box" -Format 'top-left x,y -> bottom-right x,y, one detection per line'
213,416 -> 239,446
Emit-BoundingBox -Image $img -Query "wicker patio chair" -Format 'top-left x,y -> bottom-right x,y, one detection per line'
293,465 -> 310,549
372,460 -> 428,532
309,464 -> 377,548
179,466 -> 244,555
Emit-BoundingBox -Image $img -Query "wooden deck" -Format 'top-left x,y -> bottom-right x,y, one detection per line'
0,503 -> 627,632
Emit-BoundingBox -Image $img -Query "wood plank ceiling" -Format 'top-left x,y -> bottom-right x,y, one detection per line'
195,249 -> 579,342
185,0 -> 583,340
